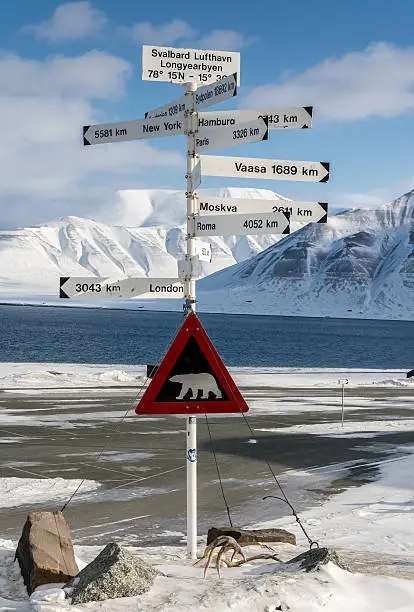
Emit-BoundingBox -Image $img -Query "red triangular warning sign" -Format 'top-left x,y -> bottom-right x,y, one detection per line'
136,313 -> 249,415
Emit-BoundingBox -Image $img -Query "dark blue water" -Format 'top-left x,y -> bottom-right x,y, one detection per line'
0,304 -> 413,368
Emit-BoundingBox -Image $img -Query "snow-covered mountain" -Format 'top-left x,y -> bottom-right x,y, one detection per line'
198,190 -> 414,319
1,186 -> 414,319
0,187 -> 288,297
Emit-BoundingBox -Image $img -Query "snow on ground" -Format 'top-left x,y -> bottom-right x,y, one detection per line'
2,365 -> 414,610
0,363 -> 411,389
0,478 -> 101,509
2,451 -> 414,610
256,446 -> 414,562
255,419 -> 414,438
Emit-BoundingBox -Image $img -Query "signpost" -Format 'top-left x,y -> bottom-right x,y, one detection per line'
198,106 -> 313,130
59,277 -> 183,299
83,115 -> 185,146
70,41 -> 331,561
136,312 -> 249,415
145,72 -> 237,119
201,155 -> 330,182
142,45 -> 240,84
194,211 -> 290,237
195,116 -> 268,152
197,196 -> 328,223
338,378 -> 349,426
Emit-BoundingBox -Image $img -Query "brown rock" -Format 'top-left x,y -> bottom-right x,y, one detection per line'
207,526 -> 296,546
15,510 -> 79,594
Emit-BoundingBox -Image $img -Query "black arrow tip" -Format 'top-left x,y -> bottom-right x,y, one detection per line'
320,162 -> 330,182
318,202 -> 328,223
304,106 -> 313,118
282,223 -> 290,235
59,277 -> 70,299
83,125 -> 90,146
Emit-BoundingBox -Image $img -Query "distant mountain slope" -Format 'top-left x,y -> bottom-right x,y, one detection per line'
0,187 -> 289,296
198,190 -> 414,319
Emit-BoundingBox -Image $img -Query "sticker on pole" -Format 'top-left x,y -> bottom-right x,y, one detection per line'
136,313 -> 249,415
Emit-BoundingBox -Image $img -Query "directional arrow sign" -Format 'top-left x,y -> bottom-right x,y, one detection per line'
195,117 -> 268,153
59,277 -> 184,299
197,196 -> 328,223
142,45 -> 240,85
198,107 -> 312,131
83,115 -> 184,146
195,239 -> 212,262
200,155 -> 330,183
145,73 -> 237,119
193,212 -> 290,237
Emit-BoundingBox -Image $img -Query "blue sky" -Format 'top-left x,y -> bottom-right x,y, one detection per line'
1,0 -> 414,228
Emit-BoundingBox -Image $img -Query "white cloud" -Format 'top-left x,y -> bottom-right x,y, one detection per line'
24,1 -> 107,42
0,51 -> 183,228
131,19 -> 196,45
244,43 -> 414,122
198,30 -> 251,51
0,51 -> 130,99
129,19 -> 249,50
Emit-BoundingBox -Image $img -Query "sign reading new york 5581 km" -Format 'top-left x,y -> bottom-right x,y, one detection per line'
142,45 -> 240,84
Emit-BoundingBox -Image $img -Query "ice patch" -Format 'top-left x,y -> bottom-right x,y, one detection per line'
0,477 -> 101,508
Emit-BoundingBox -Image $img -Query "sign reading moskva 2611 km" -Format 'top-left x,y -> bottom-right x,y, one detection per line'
201,155 -> 330,183
142,45 -> 240,84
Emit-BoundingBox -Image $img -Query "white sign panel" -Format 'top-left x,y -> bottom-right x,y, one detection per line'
194,212 -> 290,237
145,73 -> 237,120
195,118 -> 268,153
192,160 -> 201,188
201,155 -> 330,183
195,240 -> 212,262
197,196 -> 328,223
83,116 -> 184,146
198,107 -> 312,131
60,277 -> 184,299
142,45 -> 240,85
178,256 -> 200,279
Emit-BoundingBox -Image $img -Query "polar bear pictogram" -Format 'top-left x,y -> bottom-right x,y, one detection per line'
169,373 -> 222,400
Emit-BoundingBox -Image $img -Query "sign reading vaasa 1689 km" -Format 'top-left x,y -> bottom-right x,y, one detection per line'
60,277 -> 183,299
142,45 -> 240,84
194,211 -> 290,237
197,196 -> 328,223
83,115 -> 184,146
201,155 -> 330,182
145,73 -> 237,119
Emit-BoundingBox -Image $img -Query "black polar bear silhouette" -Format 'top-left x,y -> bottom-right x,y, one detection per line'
169,373 -> 222,400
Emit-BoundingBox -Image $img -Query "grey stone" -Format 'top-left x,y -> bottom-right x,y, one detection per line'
286,547 -> 350,572
65,542 -> 159,604
15,510 -> 78,595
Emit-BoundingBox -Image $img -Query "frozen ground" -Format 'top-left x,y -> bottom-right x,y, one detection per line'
1,364 -> 414,610
0,362 -> 411,389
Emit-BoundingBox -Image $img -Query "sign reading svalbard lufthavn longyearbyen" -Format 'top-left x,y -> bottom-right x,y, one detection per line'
63,41 -> 330,560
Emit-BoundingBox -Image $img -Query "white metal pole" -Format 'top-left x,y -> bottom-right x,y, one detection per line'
341,385 -> 345,426
186,416 -> 197,559
184,81 -> 198,559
